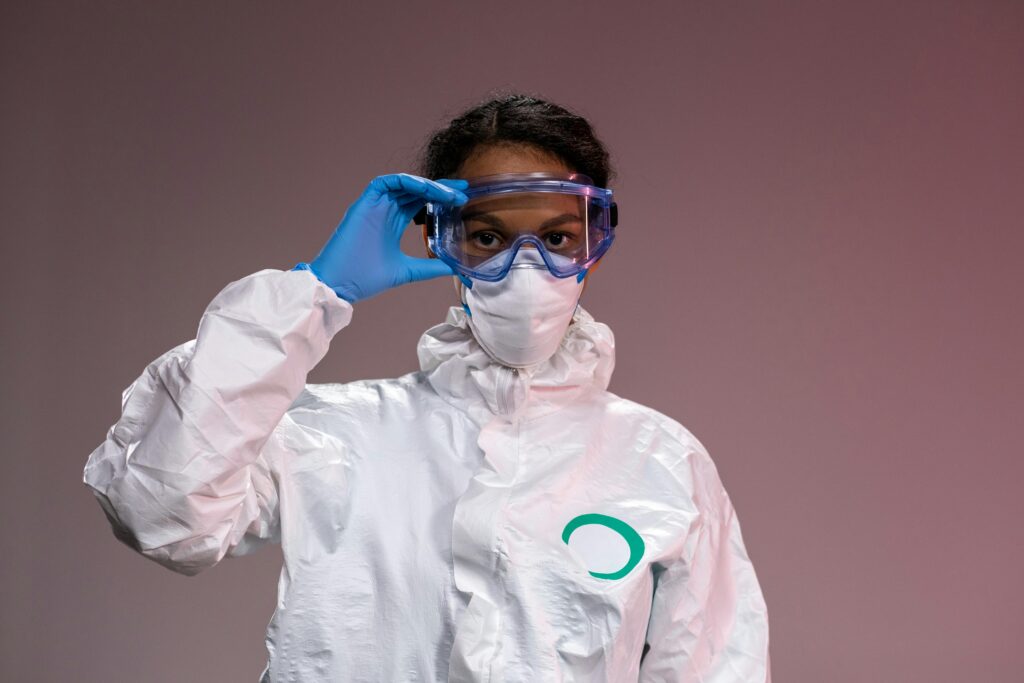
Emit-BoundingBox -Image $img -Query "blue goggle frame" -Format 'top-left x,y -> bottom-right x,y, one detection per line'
415,172 -> 618,283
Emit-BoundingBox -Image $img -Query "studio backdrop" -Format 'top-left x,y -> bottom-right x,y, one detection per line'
2,1 -> 1021,681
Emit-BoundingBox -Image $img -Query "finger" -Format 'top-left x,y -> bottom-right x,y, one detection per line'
365,173 -> 418,201
435,178 -> 469,190
397,194 -> 431,210
401,175 -> 468,205
372,172 -> 468,204
433,179 -> 469,206
395,179 -> 465,205
402,255 -> 455,283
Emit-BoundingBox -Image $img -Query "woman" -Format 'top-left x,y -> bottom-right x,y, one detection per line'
84,94 -> 770,682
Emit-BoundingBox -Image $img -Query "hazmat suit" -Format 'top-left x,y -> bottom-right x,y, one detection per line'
83,268 -> 770,681
83,174 -> 770,681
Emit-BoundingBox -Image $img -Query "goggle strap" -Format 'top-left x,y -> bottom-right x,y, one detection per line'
413,206 -> 438,239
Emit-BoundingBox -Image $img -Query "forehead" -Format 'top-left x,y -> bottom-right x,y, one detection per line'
456,143 -> 573,179
463,192 -> 583,218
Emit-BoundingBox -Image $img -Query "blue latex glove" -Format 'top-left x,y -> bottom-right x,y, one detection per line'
293,174 -> 468,303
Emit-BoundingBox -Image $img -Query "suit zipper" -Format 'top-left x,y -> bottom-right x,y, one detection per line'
496,366 -> 519,416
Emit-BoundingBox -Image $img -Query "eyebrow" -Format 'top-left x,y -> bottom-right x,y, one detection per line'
538,213 -> 584,230
462,212 -> 583,230
461,211 -> 506,229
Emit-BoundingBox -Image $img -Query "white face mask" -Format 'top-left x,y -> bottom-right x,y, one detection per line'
458,249 -> 586,368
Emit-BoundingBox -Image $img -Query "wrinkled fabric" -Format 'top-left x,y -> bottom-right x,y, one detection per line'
84,268 -> 770,682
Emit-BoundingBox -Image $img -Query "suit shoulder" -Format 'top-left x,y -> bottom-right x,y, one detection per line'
288,370 -> 428,419
597,390 -> 712,460
596,391 -> 730,509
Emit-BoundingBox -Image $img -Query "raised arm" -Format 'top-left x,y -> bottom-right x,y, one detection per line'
83,173 -> 468,576
83,268 -> 352,575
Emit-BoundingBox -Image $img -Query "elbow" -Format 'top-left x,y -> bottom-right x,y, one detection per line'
87,484 -> 229,577
118,519 -> 227,577
140,535 -> 225,577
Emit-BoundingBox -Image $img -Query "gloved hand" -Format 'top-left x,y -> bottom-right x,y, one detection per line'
293,173 -> 468,303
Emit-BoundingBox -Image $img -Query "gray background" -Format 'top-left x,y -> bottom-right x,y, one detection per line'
2,1 -> 1022,680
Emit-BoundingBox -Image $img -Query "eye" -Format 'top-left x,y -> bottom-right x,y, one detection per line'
544,232 -> 574,249
469,230 -> 504,250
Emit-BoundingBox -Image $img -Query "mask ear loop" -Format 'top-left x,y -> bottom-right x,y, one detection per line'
570,271 -> 587,322
458,276 -> 473,318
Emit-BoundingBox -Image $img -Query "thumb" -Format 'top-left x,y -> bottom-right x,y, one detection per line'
403,256 -> 455,283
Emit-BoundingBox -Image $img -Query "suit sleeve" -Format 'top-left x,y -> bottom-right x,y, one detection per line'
639,448 -> 771,682
82,268 -> 353,576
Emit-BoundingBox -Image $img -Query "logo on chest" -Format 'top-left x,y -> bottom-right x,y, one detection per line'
561,513 -> 646,580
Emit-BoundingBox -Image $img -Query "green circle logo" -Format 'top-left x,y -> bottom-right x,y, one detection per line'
561,513 -> 646,580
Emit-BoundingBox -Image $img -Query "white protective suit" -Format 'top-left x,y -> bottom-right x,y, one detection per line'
83,268 -> 770,682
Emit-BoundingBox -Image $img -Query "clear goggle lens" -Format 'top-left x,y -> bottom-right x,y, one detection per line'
423,174 -> 617,281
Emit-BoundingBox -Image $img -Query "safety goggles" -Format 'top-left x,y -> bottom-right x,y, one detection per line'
415,172 -> 618,282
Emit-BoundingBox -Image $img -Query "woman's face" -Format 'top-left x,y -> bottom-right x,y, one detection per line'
424,143 -> 603,295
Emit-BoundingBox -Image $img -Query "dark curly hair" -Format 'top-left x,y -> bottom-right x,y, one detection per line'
417,93 -> 613,188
